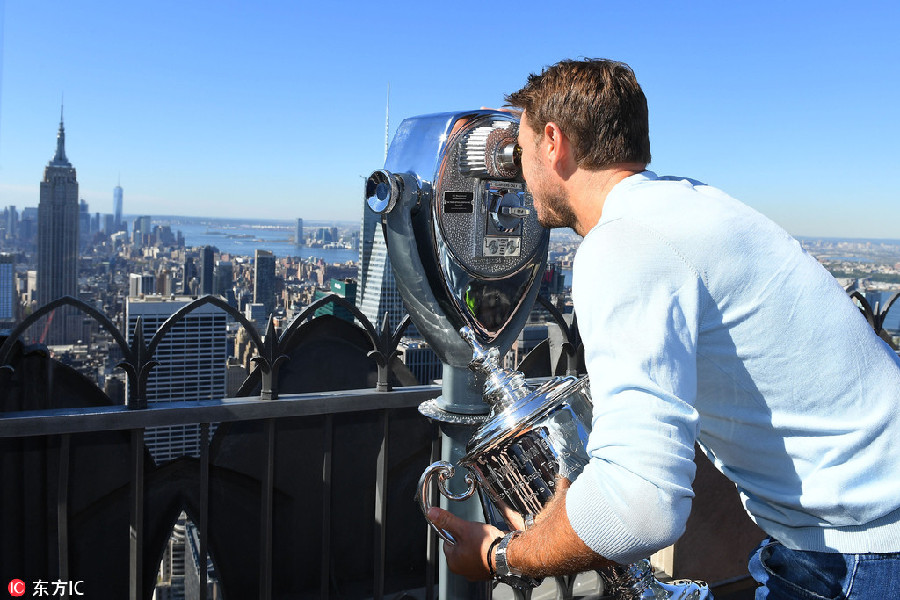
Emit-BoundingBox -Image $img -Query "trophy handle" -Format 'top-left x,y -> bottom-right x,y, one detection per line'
417,460 -> 477,545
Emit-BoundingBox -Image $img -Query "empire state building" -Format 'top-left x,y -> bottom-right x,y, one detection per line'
37,112 -> 80,344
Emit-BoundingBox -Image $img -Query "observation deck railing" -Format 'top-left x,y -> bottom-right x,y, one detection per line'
0,293 -> 588,600
0,385 -> 444,600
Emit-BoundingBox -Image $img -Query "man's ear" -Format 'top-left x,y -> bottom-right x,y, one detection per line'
544,121 -> 572,173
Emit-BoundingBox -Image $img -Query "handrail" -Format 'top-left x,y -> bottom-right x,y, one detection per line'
0,386 -> 442,439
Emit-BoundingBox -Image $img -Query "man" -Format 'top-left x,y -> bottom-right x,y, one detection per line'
428,59 -> 900,598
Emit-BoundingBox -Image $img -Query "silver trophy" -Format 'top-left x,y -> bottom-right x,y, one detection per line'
418,327 -> 711,599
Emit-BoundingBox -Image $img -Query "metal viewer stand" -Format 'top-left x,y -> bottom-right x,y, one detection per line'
364,110 -> 548,598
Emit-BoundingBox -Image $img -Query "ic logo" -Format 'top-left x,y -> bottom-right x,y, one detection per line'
7,579 -> 26,597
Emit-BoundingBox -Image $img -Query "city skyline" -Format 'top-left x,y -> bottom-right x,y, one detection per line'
0,2 -> 898,239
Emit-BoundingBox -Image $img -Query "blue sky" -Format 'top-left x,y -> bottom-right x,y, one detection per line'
0,1 -> 897,238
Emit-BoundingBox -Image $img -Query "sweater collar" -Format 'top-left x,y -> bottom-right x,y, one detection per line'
589,170 -> 657,233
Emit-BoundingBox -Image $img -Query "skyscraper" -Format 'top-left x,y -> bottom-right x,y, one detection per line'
127,296 -> 227,463
214,261 -> 233,294
156,267 -> 175,296
113,181 -> 123,230
6,206 -> 18,240
214,260 -> 236,307
200,246 -> 215,295
295,218 -> 304,246
355,86 -> 405,333
356,208 -> 405,333
183,256 -> 197,295
0,253 -> 16,330
37,110 -> 80,344
253,249 -> 276,319
79,199 -> 91,247
132,215 -> 151,246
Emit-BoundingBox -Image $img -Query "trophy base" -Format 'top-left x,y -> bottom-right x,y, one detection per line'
601,559 -> 712,599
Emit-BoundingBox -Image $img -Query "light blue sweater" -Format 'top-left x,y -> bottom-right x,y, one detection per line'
565,171 -> 900,565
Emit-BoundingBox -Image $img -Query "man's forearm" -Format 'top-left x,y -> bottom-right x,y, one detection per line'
428,479 -> 617,582
506,484 -> 616,578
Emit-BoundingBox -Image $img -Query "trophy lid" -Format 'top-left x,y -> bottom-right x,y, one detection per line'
463,375 -> 587,462
457,326 -> 589,462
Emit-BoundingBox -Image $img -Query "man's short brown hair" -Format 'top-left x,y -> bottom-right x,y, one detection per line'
505,58 -> 651,169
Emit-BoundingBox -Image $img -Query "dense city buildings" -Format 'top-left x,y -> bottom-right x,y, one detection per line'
6,200 -> 900,381
37,113 -> 81,344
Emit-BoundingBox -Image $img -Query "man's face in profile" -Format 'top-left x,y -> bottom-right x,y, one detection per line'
518,112 -> 576,230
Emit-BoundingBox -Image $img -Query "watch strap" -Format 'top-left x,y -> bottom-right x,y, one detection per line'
493,530 -> 523,578
487,535 -> 503,578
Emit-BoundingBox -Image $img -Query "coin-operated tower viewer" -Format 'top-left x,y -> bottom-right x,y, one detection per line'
364,110 -> 548,598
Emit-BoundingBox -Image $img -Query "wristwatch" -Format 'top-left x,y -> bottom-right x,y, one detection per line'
493,530 -> 524,578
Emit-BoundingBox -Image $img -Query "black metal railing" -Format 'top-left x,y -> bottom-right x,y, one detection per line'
0,294 -> 432,600
0,293 -> 413,405
0,387 -> 444,599
847,288 -> 900,349
0,292 -> 585,600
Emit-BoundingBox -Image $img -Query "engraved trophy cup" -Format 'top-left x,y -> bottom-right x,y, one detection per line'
418,327 -> 712,599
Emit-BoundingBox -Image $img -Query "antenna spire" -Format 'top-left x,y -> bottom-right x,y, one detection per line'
384,83 -> 390,162
52,99 -> 70,166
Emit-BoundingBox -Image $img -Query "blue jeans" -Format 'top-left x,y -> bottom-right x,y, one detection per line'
749,538 -> 900,599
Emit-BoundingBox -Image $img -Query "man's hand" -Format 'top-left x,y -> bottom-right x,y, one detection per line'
427,506 -> 504,581
428,478 -> 610,581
